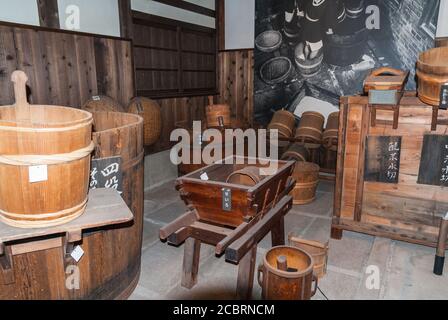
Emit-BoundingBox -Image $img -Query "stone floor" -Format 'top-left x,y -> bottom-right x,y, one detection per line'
130,180 -> 448,300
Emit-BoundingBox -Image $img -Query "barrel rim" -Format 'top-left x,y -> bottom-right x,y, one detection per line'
263,245 -> 314,278
92,111 -> 144,134
0,105 -> 93,128
418,47 -> 448,74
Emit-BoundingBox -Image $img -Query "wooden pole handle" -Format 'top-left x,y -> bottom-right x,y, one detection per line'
276,255 -> 288,271
11,70 -> 30,122
208,96 -> 214,106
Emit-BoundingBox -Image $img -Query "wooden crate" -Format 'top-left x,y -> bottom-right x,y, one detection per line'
332,94 -> 448,247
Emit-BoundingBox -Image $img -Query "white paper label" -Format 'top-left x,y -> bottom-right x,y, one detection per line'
70,245 -> 85,262
92,95 -> 101,101
200,172 -> 209,181
29,165 -> 48,183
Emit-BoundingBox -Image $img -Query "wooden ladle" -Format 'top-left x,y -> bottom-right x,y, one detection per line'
11,70 -> 31,123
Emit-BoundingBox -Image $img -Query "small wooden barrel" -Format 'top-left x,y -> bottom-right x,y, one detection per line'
226,166 -> 262,186
206,97 -> 231,128
260,57 -> 293,84
289,236 -> 329,279
268,110 -> 296,139
255,30 -> 282,53
292,162 -> 320,205
0,71 -> 93,228
294,43 -> 324,78
128,97 -> 162,146
257,246 -> 317,300
282,143 -> 310,162
323,112 -> 339,151
296,111 -> 325,144
82,95 -> 125,113
417,47 -> 448,106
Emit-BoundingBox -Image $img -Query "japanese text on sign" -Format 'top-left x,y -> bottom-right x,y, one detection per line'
90,156 -> 123,195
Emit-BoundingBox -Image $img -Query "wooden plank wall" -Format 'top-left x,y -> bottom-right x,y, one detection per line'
0,23 -> 134,108
217,49 -> 254,127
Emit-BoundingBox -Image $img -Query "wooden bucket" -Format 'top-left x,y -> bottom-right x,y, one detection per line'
282,143 -> 310,162
417,47 -> 448,106
258,246 -> 318,300
289,236 -> 329,279
295,111 -> 325,144
82,95 -> 125,113
206,97 -> 231,128
268,110 -> 296,138
294,43 -> 323,78
226,166 -> 262,187
128,97 -> 162,146
0,111 -> 145,300
292,162 -> 320,205
323,112 -> 339,151
0,71 -> 93,228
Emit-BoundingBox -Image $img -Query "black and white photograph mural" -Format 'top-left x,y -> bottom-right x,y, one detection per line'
254,0 -> 441,125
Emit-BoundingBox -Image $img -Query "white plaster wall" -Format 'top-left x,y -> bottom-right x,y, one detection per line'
224,0 -> 255,49
132,0 -> 215,28
58,0 -> 120,37
437,0 -> 448,37
183,0 -> 215,10
0,0 -> 40,26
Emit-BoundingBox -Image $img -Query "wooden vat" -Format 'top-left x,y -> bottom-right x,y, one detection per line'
281,143 -> 310,162
268,110 -> 296,139
295,111 -> 325,144
294,44 -> 323,78
176,156 -> 295,228
128,97 -> 162,146
323,112 -> 339,151
257,246 -> 317,300
0,71 -> 93,228
0,111 -> 144,300
82,95 -> 125,113
291,162 -> 320,205
332,94 -> 448,247
289,236 -> 329,279
417,47 -> 448,106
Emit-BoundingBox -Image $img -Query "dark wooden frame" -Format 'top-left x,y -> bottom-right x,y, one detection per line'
152,0 -> 216,17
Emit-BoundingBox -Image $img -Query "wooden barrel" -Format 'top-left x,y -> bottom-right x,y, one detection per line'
255,30 -> 282,53
206,96 -> 231,128
294,43 -> 323,78
417,47 -> 448,106
289,236 -> 329,279
82,95 -> 125,113
282,143 -> 310,162
0,111 -> 144,300
324,28 -> 368,67
128,97 -> 162,146
226,166 -> 262,186
0,71 -> 93,228
268,110 -> 296,138
257,246 -> 317,300
292,162 -> 320,205
323,112 -> 339,150
295,111 -> 325,144
260,57 -> 293,84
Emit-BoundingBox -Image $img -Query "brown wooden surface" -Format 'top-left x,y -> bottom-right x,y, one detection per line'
0,112 -> 144,300
181,238 -> 201,289
417,47 -> 448,106
37,0 -> 60,29
118,0 -> 133,38
0,22 -> 134,108
332,94 -> 448,247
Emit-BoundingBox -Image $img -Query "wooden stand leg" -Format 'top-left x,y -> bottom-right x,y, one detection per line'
271,216 -> 285,247
331,227 -> 343,240
0,245 -> 14,285
236,245 -> 257,300
181,238 -> 201,289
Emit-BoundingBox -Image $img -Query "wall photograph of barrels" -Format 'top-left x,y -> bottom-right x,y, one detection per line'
2,0 -> 448,308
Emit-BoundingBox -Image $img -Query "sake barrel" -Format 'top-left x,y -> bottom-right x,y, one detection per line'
206,97 -> 231,128
0,71 -> 93,228
295,43 -> 324,78
128,97 -> 162,146
417,47 -> 448,106
268,110 -> 296,138
292,162 -> 320,205
226,166 -> 262,187
295,111 -> 325,144
257,246 -> 318,300
322,112 -> 339,150
82,95 -> 125,113
282,143 -> 310,162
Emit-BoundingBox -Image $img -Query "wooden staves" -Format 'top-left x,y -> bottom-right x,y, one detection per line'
418,134 -> 448,187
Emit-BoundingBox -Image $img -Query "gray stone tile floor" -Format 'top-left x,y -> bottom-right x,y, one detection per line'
131,180 -> 448,300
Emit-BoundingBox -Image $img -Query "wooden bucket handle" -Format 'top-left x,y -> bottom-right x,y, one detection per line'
370,67 -> 406,77
11,70 -> 31,123
208,96 -> 214,105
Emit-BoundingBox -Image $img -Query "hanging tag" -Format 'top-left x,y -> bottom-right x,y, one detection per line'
29,165 -> 48,183
439,84 -> 448,110
200,172 -> 209,181
70,246 -> 85,263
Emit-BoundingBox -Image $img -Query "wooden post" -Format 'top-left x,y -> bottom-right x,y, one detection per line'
181,238 -> 201,289
236,245 -> 257,300
37,0 -> 60,29
216,0 -> 225,51
118,0 -> 133,38
276,256 -> 288,271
